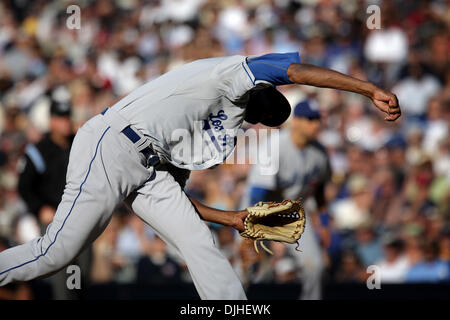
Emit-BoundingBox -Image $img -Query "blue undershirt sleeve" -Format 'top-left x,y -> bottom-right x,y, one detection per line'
246,52 -> 301,86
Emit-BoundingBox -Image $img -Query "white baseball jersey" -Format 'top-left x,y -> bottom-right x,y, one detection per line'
110,53 -> 300,170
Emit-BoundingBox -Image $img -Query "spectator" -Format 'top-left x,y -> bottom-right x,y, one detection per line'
273,258 -> 298,284
403,228 -> 426,266
355,224 -> 383,267
334,250 -> 365,283
392,56 -> 441,120
376,238 -> 410,284
422,97 -> 448,157
332,174 -> 372,231
136,236 -> 182,285
439,227 -> 450,263
406,240 -> 449,283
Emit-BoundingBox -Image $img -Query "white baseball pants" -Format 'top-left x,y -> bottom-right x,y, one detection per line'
0,111 -> 246,300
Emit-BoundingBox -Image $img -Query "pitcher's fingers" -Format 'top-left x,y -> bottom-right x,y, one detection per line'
389,106 -> 401,113
384,112 -> 401,121
374,99 -> 390,113
389,96 -> 399,107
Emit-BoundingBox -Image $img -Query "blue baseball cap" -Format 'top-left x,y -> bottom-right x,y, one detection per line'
293,99 -> 320,119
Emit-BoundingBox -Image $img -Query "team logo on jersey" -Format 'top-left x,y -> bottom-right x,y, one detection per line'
169,109 -> 280,174
170,122 -> 280,174
203,110 -> 236,153
208,110 -> 227,131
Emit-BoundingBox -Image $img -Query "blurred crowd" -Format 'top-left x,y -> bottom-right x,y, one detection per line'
0,0 -> 449,299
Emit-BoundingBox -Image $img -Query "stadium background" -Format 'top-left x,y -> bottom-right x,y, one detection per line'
0,0 -> 449,299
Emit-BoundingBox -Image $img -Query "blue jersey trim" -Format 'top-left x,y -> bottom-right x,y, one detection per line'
242,62 -> 255,85
122,126 -> 140,143
247,52 -> 300,86
0,126 -> 111,277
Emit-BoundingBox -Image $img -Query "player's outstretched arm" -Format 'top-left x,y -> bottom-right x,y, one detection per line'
287,63 -> 401,121
188,196 -> 248,231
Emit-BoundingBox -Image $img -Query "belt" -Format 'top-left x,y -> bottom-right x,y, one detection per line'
101,108 -> 160,167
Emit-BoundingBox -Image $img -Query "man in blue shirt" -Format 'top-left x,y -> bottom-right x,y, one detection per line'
406,240 -> 449,283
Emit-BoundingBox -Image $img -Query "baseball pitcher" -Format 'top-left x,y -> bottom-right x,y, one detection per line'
0,52 -> 400,299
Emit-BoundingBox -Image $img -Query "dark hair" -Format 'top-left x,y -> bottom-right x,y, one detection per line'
245,87 -> 291,127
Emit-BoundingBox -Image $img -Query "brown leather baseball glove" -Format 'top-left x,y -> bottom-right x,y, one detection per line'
240,199 -> 306,254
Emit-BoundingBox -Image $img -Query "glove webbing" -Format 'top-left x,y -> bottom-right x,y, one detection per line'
246,199 -> 305,255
